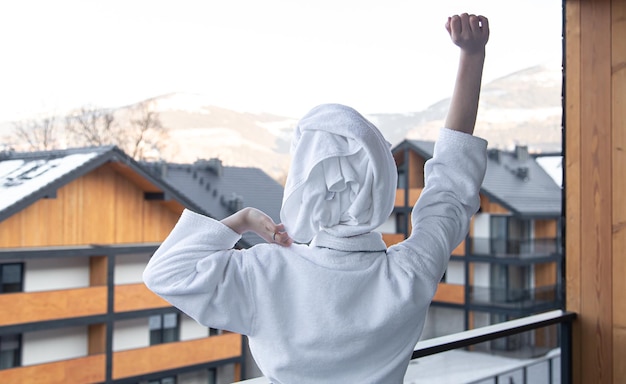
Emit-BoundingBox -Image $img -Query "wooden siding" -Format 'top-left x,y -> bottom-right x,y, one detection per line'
0,163 -> 182,248
0,354 -> 106,384
565,0 -> 626,383
382,233 -> 405,247
433,283 -> 464,305
479,195 -> 510,214
0,286 -> 107,326
394,188 -> 423,207
534,219 -> 558,287
112,333 -> 242,379
408,151 -> 425,189
114,283 -> 171,312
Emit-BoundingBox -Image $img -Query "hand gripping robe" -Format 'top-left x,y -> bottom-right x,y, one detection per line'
143,104 -> 488,384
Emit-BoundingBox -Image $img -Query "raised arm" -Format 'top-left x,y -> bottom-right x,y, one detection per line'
444,13 -> 490,135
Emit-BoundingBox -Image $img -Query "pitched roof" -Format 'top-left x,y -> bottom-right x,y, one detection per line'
395,140 -> 562,217
0,146 -> 206,224
142,159 -> 284,246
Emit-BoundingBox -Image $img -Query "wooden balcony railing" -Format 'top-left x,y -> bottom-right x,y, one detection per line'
0,286 -> 107,326
0,354 -> 105,384
114,283 -> 170,312
112,333 -> 242,380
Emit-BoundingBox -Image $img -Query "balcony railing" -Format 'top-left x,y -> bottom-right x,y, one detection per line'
237,310 -> 576,384
468,237 -> 561,257
412,310 -> 576,383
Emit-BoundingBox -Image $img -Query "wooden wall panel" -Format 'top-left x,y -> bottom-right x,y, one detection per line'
141,201 -> 181,242
534,262 -> 557,287
114,171 -> 145,243
114,283 -> 171,312
88,324 -> 107,355
408,151 -> 425,188
534,219 -> 557,238
0,354 -> 105,384
612,0 -> 626,382
382,233 -> 405,247
564,0 -> 626,383
579,1 -> 613,384
432,283 -> 464,305
112,333 -> 242,379
81,167 -> 117,244
0,163 -> 182,248
0,287 -> 107,326
479,195 -> 510,214
0,213 -> 22,247
564,1 -> 583,381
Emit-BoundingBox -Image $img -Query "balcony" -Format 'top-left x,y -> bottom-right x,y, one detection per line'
0,334 -> 243,384
114,283 -> 170,312
0,286 -> 107,327
0,354 -> 106,384
236,310 -> 576,384
468,237 -> 561,258
112,333 -> 242,380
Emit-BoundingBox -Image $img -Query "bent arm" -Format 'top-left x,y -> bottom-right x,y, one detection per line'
143,209 -> 254,334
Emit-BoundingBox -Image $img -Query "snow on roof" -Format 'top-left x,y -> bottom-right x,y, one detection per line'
0,152 -> 99,213
535,156 -> 563,188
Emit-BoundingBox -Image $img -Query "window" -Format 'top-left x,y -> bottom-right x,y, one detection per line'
208,368 -> 216,384
0,334 -> 21,370
149,313 -> 179,345
208,328 -> 221,336
396,212 -> 408,236
490,216 -> 531,255
0,263 -> 23,293
148,377 -> 176,384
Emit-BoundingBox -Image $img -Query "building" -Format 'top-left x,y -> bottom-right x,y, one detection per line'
141,158 -> 284,248
387,140 -> 564,355
0,146 -> 261,384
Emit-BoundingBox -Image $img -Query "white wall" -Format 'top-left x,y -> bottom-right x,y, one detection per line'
178,369 -> 211,384
115,253 -> 151,285
113,317 -> 149,351
376,215 -> 396,234
22,326 -> 87,366
446,261 -> 465,285
472,213 -> 491,254
421,307 -> 465,339
473,262 -> 491,288
24,257 -> 89,292
180,315 -> 209,341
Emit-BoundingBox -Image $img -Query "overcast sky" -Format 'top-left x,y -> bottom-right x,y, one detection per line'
0,0 -> 562,122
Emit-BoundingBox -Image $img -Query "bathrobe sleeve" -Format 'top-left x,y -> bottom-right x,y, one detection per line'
393,128 -> 487,286
143,209 -> 254,335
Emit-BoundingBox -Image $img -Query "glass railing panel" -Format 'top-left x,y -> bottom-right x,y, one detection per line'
468,238 -> 560,257
469,285 -> 562,309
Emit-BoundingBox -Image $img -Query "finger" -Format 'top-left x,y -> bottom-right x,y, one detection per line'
459,13 -> 470,36
445,17 -> 451,34
273,231 -> 293,247
469,14 -> 481,35
478,15 -> 490,39
449,15 -> 461,37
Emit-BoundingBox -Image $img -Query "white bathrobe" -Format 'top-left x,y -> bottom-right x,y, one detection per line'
144,126 -> 487,384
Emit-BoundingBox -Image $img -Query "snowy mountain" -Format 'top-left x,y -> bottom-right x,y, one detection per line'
371,64 -> 562,152
1,64 -> 562,183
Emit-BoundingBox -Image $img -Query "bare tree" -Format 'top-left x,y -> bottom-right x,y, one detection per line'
62,102 -> 168,160
12,116 -> 60,151
65,106 -> 120,147
124,100 -> 169,160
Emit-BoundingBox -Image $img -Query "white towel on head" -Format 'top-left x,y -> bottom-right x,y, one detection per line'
280,104 -> 398,243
